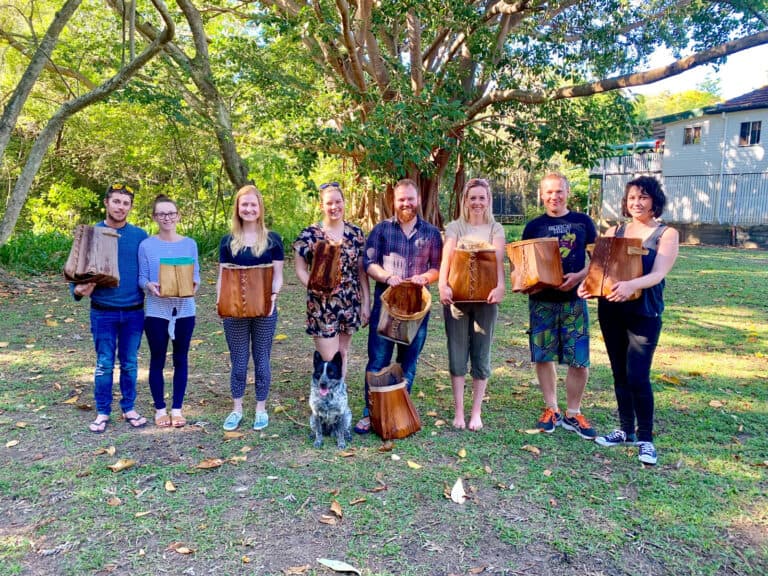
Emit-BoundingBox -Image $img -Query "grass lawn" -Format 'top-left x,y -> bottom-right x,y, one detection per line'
0,245 -> 766,575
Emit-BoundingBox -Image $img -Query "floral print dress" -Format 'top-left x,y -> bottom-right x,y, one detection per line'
293,222 -> 366,337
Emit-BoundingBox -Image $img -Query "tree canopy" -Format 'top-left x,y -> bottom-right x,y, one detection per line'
1,0 -> 768,241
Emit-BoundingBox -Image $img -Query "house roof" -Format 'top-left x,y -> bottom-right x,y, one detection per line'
710,85 -> 768,113
654,86 -> 768,125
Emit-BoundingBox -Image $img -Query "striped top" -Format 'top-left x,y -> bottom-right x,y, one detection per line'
138,236 -> 200,319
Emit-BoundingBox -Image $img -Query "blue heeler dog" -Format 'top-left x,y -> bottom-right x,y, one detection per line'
309,351 -> 352,448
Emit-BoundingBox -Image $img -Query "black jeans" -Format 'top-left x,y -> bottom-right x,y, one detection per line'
597,301 -> 662,443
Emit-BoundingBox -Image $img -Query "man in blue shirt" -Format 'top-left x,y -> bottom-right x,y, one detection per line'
73,184 -> 148,433
354,178 -> 442,434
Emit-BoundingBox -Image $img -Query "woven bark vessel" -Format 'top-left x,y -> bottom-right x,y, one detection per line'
63,225 -> 120,287
583,237 -> 647,301
217,263 -> 273,317
368,363 -> 421,440
506,238 -> 563,292
307,239 -> 342,294
448,246 -> 497,302
377,282 -> 431,345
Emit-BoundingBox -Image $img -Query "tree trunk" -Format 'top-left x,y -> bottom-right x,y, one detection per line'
0,0 -> 83,164
0,0 -> 175,246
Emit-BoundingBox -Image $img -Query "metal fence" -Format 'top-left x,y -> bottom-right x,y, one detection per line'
600,172 -> 768,225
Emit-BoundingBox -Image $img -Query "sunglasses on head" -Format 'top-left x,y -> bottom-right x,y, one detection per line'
467,178 -> 489,187
109,183 -> 134,193
319,182 -> 340,190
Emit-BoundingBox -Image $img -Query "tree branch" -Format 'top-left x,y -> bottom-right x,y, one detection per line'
406,9 -> 423,96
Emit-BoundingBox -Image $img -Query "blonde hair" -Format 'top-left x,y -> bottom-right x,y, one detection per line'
460,178 -> 496,225
229,184 -> 269,257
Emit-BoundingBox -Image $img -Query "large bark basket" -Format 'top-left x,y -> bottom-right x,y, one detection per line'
63,225 -> 120,288
368,364 -> 421,440
583,237 -> 647,301
217,263 -> 273,317
448,247 -> 497,302
506,238 -> 563,292
377,282 -> 431,345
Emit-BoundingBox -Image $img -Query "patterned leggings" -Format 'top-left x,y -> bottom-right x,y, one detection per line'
223,311 -> 278,401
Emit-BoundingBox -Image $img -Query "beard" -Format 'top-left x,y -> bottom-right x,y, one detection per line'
396,206 -> 417,223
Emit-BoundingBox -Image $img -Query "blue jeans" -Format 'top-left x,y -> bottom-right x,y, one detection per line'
90,308 -> 144,415
363,288 -> 430,411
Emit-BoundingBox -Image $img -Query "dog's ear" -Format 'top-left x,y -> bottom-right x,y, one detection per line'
332,351 -> 343,368
325,351 -> 342,380
313,350 -> 323,366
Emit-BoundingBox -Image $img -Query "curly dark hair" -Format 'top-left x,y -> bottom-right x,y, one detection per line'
622,176 -> 666,218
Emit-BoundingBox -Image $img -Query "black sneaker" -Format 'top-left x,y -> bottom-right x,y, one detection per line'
536,407 -> 562,433
595,429 -> 637,447
637,441 -> 658,465
561,413 -> 597,440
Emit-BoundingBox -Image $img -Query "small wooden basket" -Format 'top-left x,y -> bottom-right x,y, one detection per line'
159,257 -> 195,297
307,239 -> 342,295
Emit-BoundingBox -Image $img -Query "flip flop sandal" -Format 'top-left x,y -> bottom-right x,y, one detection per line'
124,414 -> 147,428
171,414 -> 187,428
353,416 -> 371,434
155,414 -> 172,428
89,418 -> 109,434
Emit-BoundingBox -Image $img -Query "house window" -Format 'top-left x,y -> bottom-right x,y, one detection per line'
683,126 -> 702,145
739,121 -> 761,146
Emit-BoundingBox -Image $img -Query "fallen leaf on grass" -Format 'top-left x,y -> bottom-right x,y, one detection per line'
484,465 -> 492,474
549,498 -> 558,507
457,448 -> 467,458
242,556 -> 250,563
107,459 -> 136,472
63,318 -> 75,323
0,342 -> 8,348
167,542 -> 194,555
134,511 -> 152,518
165,480 -> 176,492
521,445 -> 541,456
330,500 -> 343,518
76,403 -> 92,411
449,478 -> 466,504
62,396 -> 80,405
349,497 -> 366,505
283,565 -> 311,575
378,441 -> 394,452
319,514 -> 337,525
708,399 -> 726,408
417,391 -> 425,398
229,455 -> 247,463
273,405 -> 287,414
543,469 -> 553,477
44,318 -> 58,327
469,565 -> 489,574
657,373 -> 682,385
434,384 -> 449,391
338,449 -> 356,458
195,458 -> 224,469
391,454 -> 401,461
15,421 -> 27,428
406,460 -> 422,469
317,558 -> 361,575
274,334 -> 288,341
434,419 -> 446,427
93,446 -> 116,456
223,431 -> 244,439
240,446 -> 252,453
523,428 -> 541,435
106,496 -> 121,506
426,410 -> 438,417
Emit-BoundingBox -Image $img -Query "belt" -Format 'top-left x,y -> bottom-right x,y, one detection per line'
91,301 -> 144,312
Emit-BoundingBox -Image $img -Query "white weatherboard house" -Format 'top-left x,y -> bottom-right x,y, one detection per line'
592,87 -> 768,245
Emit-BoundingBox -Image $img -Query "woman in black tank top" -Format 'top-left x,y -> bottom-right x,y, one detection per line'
578,176 -> 679,465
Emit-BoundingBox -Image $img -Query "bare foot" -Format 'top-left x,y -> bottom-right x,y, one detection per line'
468,416 -> 483,431
453,416 -> 466,430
